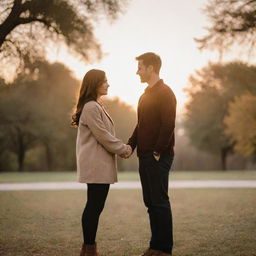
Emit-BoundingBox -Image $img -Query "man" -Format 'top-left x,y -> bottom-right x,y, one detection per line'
127,52 -> 176,256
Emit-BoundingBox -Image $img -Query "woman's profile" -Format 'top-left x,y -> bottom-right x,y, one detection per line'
72,69 -> 131,256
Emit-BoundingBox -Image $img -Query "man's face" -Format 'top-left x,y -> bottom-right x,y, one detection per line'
136,60 -> 151,83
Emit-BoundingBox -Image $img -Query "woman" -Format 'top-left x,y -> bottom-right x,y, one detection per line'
72,69 -> 131,256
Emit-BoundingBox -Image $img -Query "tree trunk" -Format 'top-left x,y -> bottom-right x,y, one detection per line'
220,144 -> 235,171
0,0 -> 22,47
45,141 -> 53,171
221,146 -> 232,171
0,21 -> 17,47
220,149 -> 227,171
17,131 -> 25,172
17,147 -> 25,172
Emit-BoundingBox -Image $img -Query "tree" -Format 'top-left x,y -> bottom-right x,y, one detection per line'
0,0 -> 128,79
0,60 -> 138,172
0,82 -> 39,171
26,61 -> 79,171
0,60 -> 79,171
196,0 -> 256,54
224,93 -> 256,157
184,62 -> 256,170
185,85 -> 232,170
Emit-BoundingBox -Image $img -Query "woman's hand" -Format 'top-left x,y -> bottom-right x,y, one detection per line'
120,145 -> 132,159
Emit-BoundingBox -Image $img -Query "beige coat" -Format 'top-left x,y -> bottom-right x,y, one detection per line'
76,101 -> 127,184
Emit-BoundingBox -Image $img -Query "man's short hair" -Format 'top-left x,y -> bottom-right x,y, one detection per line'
136,52 -> 162,74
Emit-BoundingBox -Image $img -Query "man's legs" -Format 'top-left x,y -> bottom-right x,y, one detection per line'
139,154 -> 173,254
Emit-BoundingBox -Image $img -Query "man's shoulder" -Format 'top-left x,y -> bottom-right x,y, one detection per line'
159,82 -> 176,99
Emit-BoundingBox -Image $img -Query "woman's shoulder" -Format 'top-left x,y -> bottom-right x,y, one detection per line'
83,101 -> 101,112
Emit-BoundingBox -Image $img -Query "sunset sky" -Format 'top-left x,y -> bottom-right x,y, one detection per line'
47,0 -> 245,114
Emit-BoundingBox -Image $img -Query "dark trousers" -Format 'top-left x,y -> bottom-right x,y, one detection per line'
82,183 -> 110,244
139,154 -> 173,254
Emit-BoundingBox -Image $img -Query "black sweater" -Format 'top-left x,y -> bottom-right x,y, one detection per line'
128,79 -> 176,157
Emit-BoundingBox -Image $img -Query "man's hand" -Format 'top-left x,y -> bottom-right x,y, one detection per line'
153,155 -> 160,161
153,151 -> 160,161
120,145 -> 132,159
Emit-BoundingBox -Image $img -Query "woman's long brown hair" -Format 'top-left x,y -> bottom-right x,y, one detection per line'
71,69 -> 105,127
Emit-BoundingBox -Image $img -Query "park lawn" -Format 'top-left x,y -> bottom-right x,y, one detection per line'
1,170 -> 256,183
0,189 -> 255,256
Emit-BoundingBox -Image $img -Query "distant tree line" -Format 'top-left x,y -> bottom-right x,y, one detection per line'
0,60 -> 255,172
0,60 -> 139,172
0,61 -> 77,171
1,0 -> 255,172
184,62 -> 256,170
186,0 -> 256,170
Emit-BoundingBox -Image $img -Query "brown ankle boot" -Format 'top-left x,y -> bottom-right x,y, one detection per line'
80,243 -> 98,256
138,248 -> 161,256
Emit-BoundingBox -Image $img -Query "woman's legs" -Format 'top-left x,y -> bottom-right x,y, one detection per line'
82,183 -> 110,245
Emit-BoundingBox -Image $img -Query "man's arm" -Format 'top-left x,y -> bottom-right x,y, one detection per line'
127,124 -> 138,152
154,90 -> 176,154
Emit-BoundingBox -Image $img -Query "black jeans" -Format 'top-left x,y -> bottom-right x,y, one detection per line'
82,183 -> 110,244
139,154 -> 173,254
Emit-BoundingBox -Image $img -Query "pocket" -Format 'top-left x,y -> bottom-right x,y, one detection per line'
139,155 -> 157,168
159,155 -> 173,171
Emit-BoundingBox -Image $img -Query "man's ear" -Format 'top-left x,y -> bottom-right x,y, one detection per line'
148,65 -> 154,73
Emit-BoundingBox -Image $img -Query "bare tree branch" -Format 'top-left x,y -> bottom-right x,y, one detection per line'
196,0 -> 256,55
0,0 -> 129,81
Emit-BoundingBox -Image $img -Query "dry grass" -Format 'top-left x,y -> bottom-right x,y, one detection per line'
0,188 -> 256,256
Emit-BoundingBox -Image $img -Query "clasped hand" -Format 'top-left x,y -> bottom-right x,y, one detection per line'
119,145 -> 132,159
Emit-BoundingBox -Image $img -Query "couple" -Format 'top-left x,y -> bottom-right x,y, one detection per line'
72,52 -> 177,256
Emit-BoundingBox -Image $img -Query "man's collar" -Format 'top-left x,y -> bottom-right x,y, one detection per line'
145,79 -> 163,93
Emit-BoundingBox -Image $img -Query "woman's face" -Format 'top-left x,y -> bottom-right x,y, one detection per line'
97,77 -> 109,97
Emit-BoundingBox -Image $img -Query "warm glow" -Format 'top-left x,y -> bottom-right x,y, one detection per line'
47,0 -> 231,115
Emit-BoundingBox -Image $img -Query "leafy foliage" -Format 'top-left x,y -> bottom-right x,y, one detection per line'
0,60 -> 79,171
225,93 -> 256,157
196,0 -> 256,54
0,0 -> 128,79
0,60 -> 137,172
184,61 -> 256,169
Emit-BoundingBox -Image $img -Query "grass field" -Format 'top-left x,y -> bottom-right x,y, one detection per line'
0,188 -> 256,256
1,170 -> 256,183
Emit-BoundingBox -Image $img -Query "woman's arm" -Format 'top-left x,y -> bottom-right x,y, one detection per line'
81,102 -> 128,155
